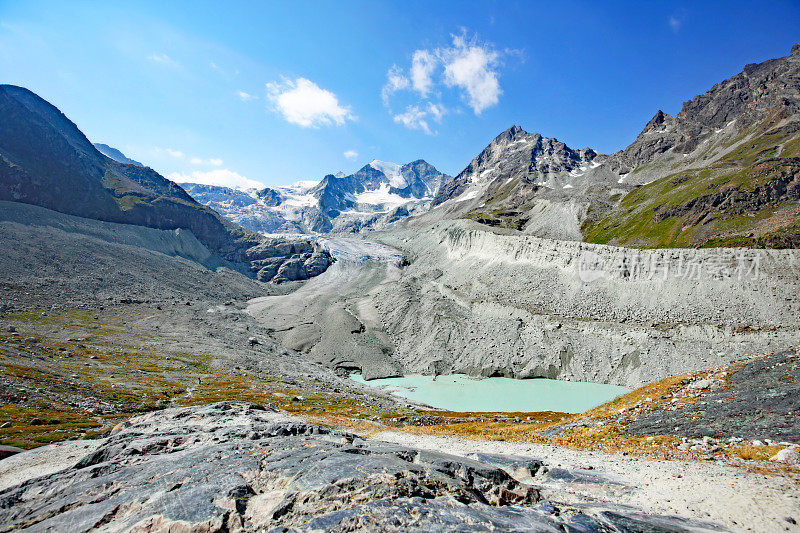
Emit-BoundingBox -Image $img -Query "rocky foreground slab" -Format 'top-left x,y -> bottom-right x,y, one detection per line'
0,402 -> 723,532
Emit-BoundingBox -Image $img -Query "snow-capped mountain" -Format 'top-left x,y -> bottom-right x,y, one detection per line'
180,159 -> 451,234
432,126 -> 600,207
420,125 -> 622,240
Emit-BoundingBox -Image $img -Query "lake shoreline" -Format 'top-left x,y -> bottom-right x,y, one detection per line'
351,373 -> 631,414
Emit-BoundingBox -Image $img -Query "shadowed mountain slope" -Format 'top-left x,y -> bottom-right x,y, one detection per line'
0,85 -> 332,282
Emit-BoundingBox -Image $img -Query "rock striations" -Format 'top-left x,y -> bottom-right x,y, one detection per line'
0,402 -> 724,532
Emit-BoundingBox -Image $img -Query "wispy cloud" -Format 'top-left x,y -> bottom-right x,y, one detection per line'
343,149 -> 358,161
169,168 -> 263,189
164,148 -> 184,158
410,49 -> 436,97
439,33 -> 501,114
668,14 -> 683,33
266,77 -> 354,128
381,65 -> 410,106
190,157 -> 223,166
381,30 -> 514,129
237,90 -> 257,102
148,52 -> 179,67
393,103 -> 445,135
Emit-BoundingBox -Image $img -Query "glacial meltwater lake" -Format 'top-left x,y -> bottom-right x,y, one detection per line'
350,374 -> 631,413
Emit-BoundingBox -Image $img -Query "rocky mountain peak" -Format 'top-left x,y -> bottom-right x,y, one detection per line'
493,124 -> 525,144
644,110 -> 673,131
604,42 -> 800,177
431,125 -> 600,207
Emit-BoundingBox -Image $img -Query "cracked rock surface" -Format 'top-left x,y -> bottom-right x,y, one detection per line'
0,402 -> 723,532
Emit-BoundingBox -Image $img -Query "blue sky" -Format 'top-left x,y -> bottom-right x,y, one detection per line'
1,1 -> 798,188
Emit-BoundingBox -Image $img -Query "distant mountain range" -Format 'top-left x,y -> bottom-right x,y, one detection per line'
180,160 -> 450,234
5,41 -> 797,251
0,84 -> 332,282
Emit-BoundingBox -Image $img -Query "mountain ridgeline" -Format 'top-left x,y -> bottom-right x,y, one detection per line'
181,159 -> 450,234
428,42 -> 800,248
93,143 -> 144,167
0,84 -> 332,282
583,42 -> 800,248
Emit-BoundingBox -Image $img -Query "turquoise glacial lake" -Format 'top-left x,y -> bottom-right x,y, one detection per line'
350,374 -> 631,413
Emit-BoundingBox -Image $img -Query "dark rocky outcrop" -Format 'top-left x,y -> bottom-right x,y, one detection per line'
628,349 -> 800,441
0,402 -> 723,532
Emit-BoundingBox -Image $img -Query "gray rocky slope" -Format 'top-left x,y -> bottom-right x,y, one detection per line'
0,402 -> 723,532
372,220 -> 800,386
247,218 -> 800,387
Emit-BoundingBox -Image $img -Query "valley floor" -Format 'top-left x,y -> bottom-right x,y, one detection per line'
2,203 -> 800,531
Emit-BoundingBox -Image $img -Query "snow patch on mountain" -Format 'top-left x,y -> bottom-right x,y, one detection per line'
369,160 -> 406,188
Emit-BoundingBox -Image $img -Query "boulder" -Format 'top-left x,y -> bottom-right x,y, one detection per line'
770,448 -> 800,465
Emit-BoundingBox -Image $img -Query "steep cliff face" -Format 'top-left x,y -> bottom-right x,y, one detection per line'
0,85 -> 332,282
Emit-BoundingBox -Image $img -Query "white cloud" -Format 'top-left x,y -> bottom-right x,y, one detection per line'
266,77 -> 353,128
410,50 -> 436,96
426,102 -> 445,122
668,15 -> 682,32
190,157 -> 223,166
165,148 -> 184,158
381,65 -> 410,106
169,169 -> 264,190
439,33 -> 501,114
381,30 -> 510,126
343,150 -> 358,161
393,102 -> 445,135
237,90 -> 256,101
148,53 -> 179,67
